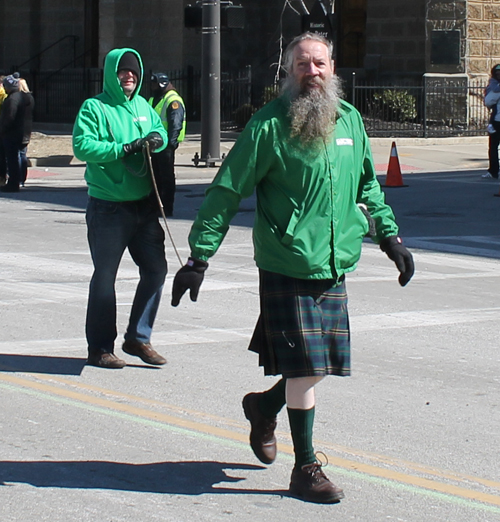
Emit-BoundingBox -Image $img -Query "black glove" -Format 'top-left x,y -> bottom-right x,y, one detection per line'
123,138 -> 145,156
171,257 -> 209,306
144,132 -> 163,152
380,235 -> 414,287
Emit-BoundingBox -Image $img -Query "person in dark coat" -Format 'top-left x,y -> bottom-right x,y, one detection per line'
148,73 -> 186,216
0,73 -> 26,192
18,78 -> 35,185
0,76 -> 7,186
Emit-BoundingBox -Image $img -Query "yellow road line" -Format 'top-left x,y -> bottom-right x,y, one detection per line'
2,371 -> 500,508
32,372 -> 500,492
318,440 -> 500,491
33,372 -> 247,430
1,371 -> 249,444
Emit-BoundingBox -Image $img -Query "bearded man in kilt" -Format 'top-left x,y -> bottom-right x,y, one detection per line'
171,32 -> 414,504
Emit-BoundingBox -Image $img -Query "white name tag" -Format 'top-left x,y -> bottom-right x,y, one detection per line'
134,116 -> 147,122
336,138 -> 353,146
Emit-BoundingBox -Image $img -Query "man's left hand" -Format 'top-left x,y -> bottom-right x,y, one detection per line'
144,132 -> 163,152
171,257 -> 209,306
380,236 -> 414,286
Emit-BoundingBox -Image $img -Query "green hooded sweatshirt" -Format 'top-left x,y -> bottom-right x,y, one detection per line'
72,48 -> 168,202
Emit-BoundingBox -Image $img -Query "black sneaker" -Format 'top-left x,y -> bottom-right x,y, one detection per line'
242,392 -> 277,464
289,461 -> 345,504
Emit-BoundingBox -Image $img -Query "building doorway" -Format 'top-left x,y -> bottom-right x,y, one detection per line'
336,0 -> 367,68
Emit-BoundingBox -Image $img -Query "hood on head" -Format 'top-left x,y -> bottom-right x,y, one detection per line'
103,48 -> 143,102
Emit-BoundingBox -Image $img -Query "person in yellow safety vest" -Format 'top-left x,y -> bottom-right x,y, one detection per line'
148,72 -> 186,216
0,77 -> 7,186
0,80 -> 7,108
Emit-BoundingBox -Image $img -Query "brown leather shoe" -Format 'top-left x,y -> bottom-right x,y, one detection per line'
289,462 -> 345,504
242,392 -> 277,464
122,340 -> 166,365
87,352 -> 127,369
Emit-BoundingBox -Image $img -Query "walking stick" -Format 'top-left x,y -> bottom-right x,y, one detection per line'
144,141 -> 183,267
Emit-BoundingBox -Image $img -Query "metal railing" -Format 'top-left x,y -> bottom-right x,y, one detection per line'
4,64 -> 489,137
19,69 -> 104,124
141,67 -> 201,121
348,75 -> 489,137
13,35 -> 79,71
5,66 -> 252,127
142,67 -> 252,126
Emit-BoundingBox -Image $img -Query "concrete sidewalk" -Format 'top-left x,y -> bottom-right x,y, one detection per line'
30,120 -> 491,178
179,134 -> 491,174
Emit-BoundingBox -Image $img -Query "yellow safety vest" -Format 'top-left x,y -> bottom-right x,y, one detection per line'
0,86 -> 7,111
148,90 -> 186,142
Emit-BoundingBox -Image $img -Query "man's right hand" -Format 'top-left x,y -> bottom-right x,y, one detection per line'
171,257 -> 209,306
123,138 -> 145,156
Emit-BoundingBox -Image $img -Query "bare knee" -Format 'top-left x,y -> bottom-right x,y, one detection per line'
286,376 -> 324,409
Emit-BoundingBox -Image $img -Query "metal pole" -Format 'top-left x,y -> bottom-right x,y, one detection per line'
351,71 -> 356,106
201,0 -> 221,166
423,79 -> 428,139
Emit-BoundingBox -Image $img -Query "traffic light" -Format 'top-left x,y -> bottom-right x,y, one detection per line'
222,4 -> 245,29
185,2 -> 245,30
184,4 -> 202,28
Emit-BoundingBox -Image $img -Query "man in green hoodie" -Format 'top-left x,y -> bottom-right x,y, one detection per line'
73,48 -> 169,369
171,33 -> 414,503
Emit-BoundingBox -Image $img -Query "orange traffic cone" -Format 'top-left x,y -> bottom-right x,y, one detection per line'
383,142 -> 407,188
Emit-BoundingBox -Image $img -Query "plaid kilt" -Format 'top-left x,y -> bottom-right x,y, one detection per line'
248,269 -> 351,378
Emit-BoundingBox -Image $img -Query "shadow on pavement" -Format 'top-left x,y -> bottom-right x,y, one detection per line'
0,460 -> 290,496
0,354 -> 166,374
378,170 -> 500,258
0,185 -> 88,210
31,155 -> 77,167
0,181 -> 257,227
2,168 -> 499,258
0,354 -> 87,375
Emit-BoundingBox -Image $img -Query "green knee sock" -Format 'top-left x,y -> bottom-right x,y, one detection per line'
287,406 -> 316,469
257,378 -> 286,418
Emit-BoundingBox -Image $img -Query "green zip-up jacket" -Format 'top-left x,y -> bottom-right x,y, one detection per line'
189,97 -> 399,280
72,48 -> 168,202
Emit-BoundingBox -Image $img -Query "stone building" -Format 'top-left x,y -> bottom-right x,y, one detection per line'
467,0 -> 500,77
1,0 -> 499,122
2,0 -> 498,77
339,0 -> 500,81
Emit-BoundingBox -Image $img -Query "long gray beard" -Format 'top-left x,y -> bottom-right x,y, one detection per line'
282,75 -> 342,145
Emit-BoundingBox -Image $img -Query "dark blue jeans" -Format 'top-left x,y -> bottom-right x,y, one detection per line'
0,140 -> 6,180
85,196 -> 167,356
19,145 -> 28,184
151,146 -> 176,214
3,137 -> 21,188
488,120 -> 500,178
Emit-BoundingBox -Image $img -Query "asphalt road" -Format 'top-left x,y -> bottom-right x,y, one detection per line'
1,137 -> 500,521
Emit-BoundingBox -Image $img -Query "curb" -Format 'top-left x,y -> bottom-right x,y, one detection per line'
369,136 -> 489,146
28,158 -> 86,167
28,132 -> 489,168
